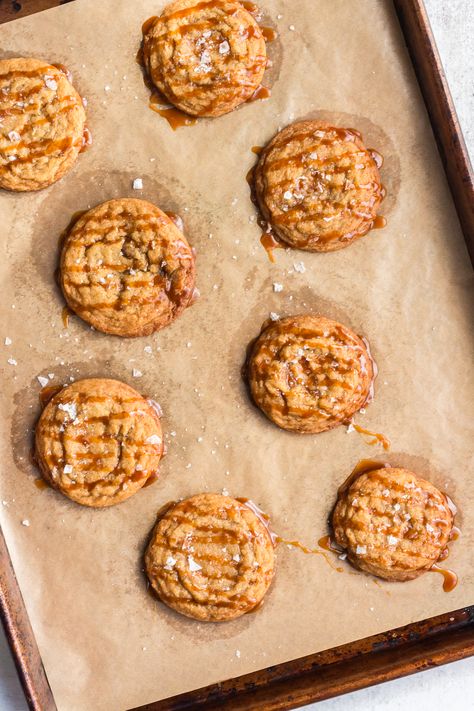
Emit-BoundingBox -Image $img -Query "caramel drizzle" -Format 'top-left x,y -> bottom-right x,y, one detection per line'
259,126 -> 385,245
333,460 -> 459,588
39,384 -> 63,407
277,536 -> 343,573
259,230 -> 284,262
40,392 -> 163,491
61,207 -> 193,313
61,306 -> 72,328
251,322 -> 376,420
352,423 -> 391,451
151,498 -> 271,610
429,565 -> 458,592
34,478 -> 48,490
0,65 -> 87,175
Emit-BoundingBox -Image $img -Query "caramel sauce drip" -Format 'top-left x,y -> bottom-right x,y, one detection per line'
34,478 -> 48,490
317,534 -> 342,554
149,97 -> 197,130
142,15 -> 158,34
52,63 -> 73,82
352,424 -> 391,451
430,564 -> 458,592
80,126 -> 93,153
338,459 -> 389,495
450,526 -> 461,541
143,473 -> 159,488
236,497 -> 277,547
136,44 -> 145,67
165,211 -> 185,232
261,26 -> 278,42
249,85 -> 271,102
39,384 -> 63,408
61,306 -> 72,328
373,215 -> 386,229
277,536 -> 343,573
260,231 -> 283,262
251,145 -> 263,154
241,0 -> 259,14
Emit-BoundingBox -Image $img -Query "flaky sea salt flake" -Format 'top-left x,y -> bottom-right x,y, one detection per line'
188,555 -> 202,572
44,76 -> 58,90
146,434 -> 162,445
164,556 -> 176,570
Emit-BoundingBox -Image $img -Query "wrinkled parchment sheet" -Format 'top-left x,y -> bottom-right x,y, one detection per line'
0,1 -> 473,709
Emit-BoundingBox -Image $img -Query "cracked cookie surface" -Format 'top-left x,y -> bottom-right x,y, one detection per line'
142,0 -> 267,117
246,315 -> 375,434
145,493 -> 275,621
332,466 -> 455,581
59,198 -> 196,337
35,378 -> 163,507
254,120 -> 384,251
0,57 -> 86,191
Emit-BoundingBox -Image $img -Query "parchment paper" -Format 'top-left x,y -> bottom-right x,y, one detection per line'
0,1 -> 473,709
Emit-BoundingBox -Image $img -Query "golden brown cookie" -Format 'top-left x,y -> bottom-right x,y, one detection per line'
0,57 -> 87,191
59,198 -> 196,337
35,378 -> 163,507
142,0 -> 267,117
145,493 -> 276,621
246,315 -> 375,434
254,121 -> 385,251
332,465 -> 455,581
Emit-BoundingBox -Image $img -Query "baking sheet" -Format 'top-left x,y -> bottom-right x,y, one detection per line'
0,1 -> 473,709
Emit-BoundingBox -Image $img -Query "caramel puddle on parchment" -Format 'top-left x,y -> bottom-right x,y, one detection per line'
246,147 -> 286,262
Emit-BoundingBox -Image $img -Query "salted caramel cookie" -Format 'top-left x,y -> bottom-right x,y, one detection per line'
332,466 -> 455,581
142,0 -> 267,117
35,378 -> 163,508
59,198 -> 196,337
254,121 -> 384,251
0,57 -> 87,191
145,493 -> 275,621
246,315 -> 374,434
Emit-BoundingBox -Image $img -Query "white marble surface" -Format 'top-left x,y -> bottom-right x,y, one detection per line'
0,1 -> 472,709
